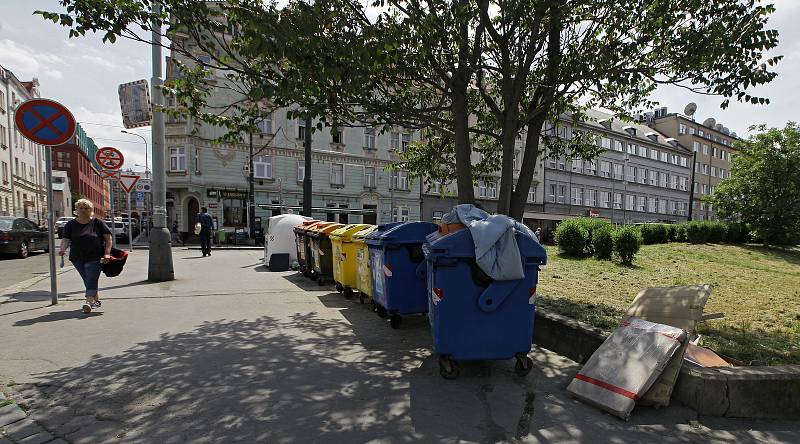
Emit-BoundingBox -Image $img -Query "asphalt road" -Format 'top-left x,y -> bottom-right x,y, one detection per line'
0,251 -> 53,290
0,244 -> 133,291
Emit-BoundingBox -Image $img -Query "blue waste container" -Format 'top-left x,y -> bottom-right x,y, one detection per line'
423,225 -> 547,379
366,221 -> 438,329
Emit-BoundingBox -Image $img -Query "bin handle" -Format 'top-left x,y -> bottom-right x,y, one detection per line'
415,261 -> 427,280
477,279 -> 523,313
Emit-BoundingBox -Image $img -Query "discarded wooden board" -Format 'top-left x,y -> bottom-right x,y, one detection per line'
685,343 -> 733,368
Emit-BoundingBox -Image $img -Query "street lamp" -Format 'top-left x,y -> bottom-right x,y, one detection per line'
120,130 -> 150,179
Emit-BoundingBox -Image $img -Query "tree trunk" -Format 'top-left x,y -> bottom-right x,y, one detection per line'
452,84 -> 474,204
509,116 -> 547,220
497,113 -> 519,215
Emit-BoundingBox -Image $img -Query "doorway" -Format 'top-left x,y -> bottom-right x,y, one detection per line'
187,197 -> 199,239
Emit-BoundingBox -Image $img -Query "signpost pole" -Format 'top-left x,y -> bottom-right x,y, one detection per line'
109,178 -> 116,248
45,146 -> 58,305
127,192 -> 133,251
148,1 -> 175,281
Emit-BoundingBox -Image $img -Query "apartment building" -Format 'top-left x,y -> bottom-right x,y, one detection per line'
51,126 -> 107,218
650,108 -> 739,221
163,53 -> 420,236
0,65 -> 48,220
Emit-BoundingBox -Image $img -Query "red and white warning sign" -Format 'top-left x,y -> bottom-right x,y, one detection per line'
118,174 -> 141,193
95,146 -> 125,170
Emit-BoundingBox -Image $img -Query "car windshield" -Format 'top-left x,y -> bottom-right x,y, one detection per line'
0,220 -> 12,230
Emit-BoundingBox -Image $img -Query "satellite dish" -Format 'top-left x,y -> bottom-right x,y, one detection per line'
715,123 -> 724,131
703,117 -> 716,127
684,102 -> 697,116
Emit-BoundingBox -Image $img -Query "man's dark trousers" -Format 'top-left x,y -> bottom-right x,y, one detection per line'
200,228 -> 211,256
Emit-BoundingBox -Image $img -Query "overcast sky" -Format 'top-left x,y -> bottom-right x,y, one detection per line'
1,0 -> 798,170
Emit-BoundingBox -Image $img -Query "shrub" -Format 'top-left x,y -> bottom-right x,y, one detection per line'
708,222 -> 728,243
685,221 -> 709,243
592,225 -> 614,260
640,224 -> 669,244
673,224 -> 687,242
664,224 -> 677,242
574,218 -> 611,255
614,226 -> 642,265
555,219 -> 588,256
724,222 -> 749,243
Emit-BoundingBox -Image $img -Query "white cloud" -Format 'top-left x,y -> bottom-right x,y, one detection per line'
80,54 -> 123,71
0,38 -> 65,79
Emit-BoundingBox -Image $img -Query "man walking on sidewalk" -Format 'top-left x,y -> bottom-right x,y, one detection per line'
197,207 -> 214,257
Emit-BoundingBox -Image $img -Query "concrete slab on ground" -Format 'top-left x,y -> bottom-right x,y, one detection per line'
0,250 -> 797,443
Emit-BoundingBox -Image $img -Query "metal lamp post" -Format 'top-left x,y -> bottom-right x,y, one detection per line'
121,130 -> 149,177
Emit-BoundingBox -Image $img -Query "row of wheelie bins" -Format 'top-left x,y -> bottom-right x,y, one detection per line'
293,218 -> 547,380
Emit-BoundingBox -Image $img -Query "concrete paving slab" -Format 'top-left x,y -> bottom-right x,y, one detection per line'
1,418 -> 43,441
16,431 -> 55,444
0,250 -> 797,442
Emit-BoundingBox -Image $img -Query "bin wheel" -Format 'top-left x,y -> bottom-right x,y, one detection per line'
317,275 -> 326,286
438,356 -> 459,380
389,314 -> 402,329
376,305 -> 388,318
302,268 -> 310,277
358,293 -> 367,304
515,356 -> 534,377
343,287 -> 354,299
335,282 -> 344,293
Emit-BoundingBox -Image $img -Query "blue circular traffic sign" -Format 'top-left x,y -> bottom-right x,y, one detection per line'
14,99 -> 76,146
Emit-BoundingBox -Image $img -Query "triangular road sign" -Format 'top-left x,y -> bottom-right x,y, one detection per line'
118,174 -> 141,193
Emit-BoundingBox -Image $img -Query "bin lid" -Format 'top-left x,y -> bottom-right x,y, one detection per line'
293,220 -> 320,233
330,224 -> 372,242
425,225 -> 547,263
309,223 -> 344,238
352,225 -> 377,241
304,221 -> 336,234
365,221 -> 438,246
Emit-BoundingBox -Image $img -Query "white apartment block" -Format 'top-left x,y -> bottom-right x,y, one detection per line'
0,65 -> 48,221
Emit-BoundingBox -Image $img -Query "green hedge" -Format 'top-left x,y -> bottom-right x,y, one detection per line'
592,225 -> 615,260
640,224 -> 669,244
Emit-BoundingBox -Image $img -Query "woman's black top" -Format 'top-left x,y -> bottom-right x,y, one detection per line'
63,218 -> 112,262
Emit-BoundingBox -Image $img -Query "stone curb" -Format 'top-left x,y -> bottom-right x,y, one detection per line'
532,309 -> 800,420
0,392 -> 64,444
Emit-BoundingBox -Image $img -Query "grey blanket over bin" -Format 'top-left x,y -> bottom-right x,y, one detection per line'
441,204 -> 535,280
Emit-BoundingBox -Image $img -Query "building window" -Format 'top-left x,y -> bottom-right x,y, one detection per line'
710,166 -> 716,177
572,187 -> 583,205
693,141 -> 700,152
613,193 -> 622,209
702,164 -> 709,175
390,132 -> 400,151
712,147 -> 718,158
194,149 -> 201,174
627,143 -> 637,155
392,206 -> 410,222
547,158 -> 557,169
599,191 -> 610,209
484,181 -> 497,198
364,127 -> 376,150
296,118 -> 306,140
169,148 -> 186,171
478,181 -> 487,198
253,156 -> 272,179
679,124 -> 687,135
703,144 -> 709,155
297,160 -> 305,182
601,137 -> 611,150
331,127 -> 343,144
558,157 -> 566,170
330,163 -> 344,185
430,179 -> 441,195
626,165 -> 635,182
670,175 -> 678,189
638,196 -> 647,212
257,115 -> 273,134
558,185 -> 566,204
720,149 -> 726,160
392,170 -> 409,190
584,160 -> 596,176
659,199 -> 667,214
527,187 -> 536,203
626,194 -> 635,211
364,166 -> 375,188
679,177 -> 687,191
585,189 -> 597,207
572,158 -> 583,173
548,184 -> 556,203
402,133 -> 411,152
650,149 -> 659,161
613,140 -> 624,152
639,168 -> 648,184
649,170 -> 657,186
660,172 -> 668,188
637,145 -> 647,157
719,168 -> 725,179
680,156 -> 688,167
612,163 -> 623,180
600,161 -> 611,178
702,184 -> 708,195
1,162 -> 7,184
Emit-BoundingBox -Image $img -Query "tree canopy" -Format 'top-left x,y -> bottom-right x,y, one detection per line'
712,123 -> 800,246
39,0 -> 781,219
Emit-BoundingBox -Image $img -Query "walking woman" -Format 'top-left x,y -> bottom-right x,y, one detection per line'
58,199 -> 113,313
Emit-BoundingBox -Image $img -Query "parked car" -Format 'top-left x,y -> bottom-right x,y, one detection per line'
55,216 -> 73,238
104,220 -> 127,241
0,217 -> 50,258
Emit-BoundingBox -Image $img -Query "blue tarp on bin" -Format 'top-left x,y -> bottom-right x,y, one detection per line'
423,226 -> 547,362
366,221 -> 438,317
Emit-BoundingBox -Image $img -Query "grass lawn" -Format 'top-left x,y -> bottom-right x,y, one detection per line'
536,243 -> 800,366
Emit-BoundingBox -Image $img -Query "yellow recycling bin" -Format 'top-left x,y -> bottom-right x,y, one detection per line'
353,225 -> 378,304
330,224 -> 372,299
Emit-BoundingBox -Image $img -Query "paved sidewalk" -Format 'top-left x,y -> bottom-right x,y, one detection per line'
0,250 -> 797,443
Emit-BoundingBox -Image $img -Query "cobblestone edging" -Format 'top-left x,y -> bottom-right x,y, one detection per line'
0,390 -> 66,444
532,309 -> 800,420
